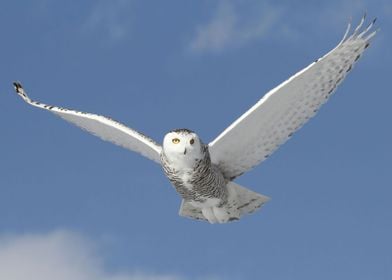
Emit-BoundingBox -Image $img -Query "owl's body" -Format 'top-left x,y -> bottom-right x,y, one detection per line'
12,16 -> 377,223
161,148 -> 232,223
160,128 -> 269,223
161,140 -> 227,205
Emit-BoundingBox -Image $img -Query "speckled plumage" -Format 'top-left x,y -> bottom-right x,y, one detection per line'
208,16 -> 377,179
12,16 -> 376,223
161,144 -> 228,204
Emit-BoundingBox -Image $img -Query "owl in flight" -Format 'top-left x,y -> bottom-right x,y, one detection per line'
13,16 -> 376,223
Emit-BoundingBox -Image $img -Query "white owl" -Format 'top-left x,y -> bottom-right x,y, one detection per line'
13,16 -> 376,223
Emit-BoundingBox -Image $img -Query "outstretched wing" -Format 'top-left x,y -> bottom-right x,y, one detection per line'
13,82 -> 162,163
209,16 -> 377,180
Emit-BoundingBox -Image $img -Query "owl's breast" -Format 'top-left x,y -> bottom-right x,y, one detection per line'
160,152 -> 227,203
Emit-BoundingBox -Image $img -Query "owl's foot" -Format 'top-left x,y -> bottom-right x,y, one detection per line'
201,208 -> 218,224
213,206 -> 240,223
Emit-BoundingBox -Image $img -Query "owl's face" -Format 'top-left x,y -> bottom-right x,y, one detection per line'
163,129 -> 203,165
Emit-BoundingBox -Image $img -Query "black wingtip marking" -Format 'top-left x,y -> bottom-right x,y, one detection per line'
13,81 -> 22,92
13,81 -> 27,97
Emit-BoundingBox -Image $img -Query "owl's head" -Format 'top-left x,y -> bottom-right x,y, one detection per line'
163,129 -> 203,164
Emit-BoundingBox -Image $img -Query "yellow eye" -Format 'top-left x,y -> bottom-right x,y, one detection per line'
172,138 -> 180,144
190,139 -> 195,145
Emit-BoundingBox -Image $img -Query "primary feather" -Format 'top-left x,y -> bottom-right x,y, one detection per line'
13,82 -> 162,163
208,16 -> 377,180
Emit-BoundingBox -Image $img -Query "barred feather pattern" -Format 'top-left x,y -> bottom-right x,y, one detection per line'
161,145 -> 228,204
208,15 -> 377,180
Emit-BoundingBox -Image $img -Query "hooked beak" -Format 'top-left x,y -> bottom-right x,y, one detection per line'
183,148 -> 187,155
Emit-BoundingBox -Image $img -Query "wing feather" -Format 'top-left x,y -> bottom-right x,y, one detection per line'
208,16 -> 377,179
13,82 -> 162,164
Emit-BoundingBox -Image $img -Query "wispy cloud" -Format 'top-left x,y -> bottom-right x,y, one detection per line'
0,230 -> 183,280
188,1 -> 283,53
82,0 -> 133,43
187,0 -> 385,54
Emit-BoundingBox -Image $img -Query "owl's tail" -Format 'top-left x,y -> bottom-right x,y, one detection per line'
179,182 -> 270,223
226,182 -> 270,218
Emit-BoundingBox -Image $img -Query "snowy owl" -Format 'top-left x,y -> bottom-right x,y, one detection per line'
13,16 -> 376,223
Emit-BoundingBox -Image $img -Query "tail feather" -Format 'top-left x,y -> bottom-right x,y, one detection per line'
179,200 -> 206,221
227,182 -> 270,216
179,182 -> 270,223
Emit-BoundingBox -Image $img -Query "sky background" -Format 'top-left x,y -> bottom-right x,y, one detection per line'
0,0 -> 391,279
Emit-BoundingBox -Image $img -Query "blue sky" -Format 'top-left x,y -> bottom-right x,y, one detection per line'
0,0 -> 391,279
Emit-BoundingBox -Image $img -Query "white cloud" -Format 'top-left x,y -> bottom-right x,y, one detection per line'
0,230 -> 182,280
188,1 -> 283,53
82,0 -> 132,43
187,1 -> 385,54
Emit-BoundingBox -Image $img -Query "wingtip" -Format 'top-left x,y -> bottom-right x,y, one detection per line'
12,81 -> 29,100
358,16 -> 378,39
13,81 -> 23,92
339,20 -> 352,45
341,14 -> 378,43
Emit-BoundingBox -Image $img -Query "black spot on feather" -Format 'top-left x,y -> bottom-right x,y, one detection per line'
170,128 -> 194,134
